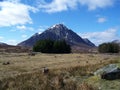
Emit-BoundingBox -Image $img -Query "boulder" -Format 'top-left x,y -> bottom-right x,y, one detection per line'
94,64 -> 118,76
42,67 -> 49,74
2,62 -> 10,65
94,64 -> 120,80
101,68 -> 120,80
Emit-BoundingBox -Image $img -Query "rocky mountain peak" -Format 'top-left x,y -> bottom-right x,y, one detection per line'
49,24 -> 67,29
18,24 -> 96,51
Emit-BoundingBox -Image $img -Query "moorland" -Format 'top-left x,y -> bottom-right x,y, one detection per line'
0,52 -> 120,90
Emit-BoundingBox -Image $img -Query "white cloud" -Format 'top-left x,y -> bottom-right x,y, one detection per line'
16,25 -> 27,30
0,36 -> 4,43
97,17 -> 107,23
6,39 -> 18,45
28,27 -> 34,31
22,34 -> 27,38
79,0 -> 114,10
0,1 -> 38,27
37,25 -> 48,33
6,0 -> 20,3
39,0 -> 77,13
39,0 -> 115,13
16,25 -> 34,31
79,28 -> 119,45
10,29 -> 17,32
0,36 -> 4,40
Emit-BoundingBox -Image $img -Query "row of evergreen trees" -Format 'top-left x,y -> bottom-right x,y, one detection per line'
98,43 -> 119,53
33,39 -> 71,53
33,39 -> 119,53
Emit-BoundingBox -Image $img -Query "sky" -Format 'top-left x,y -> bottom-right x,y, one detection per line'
0,0 -> 120,46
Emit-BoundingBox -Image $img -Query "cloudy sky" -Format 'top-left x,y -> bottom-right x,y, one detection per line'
0,0 -> 120,45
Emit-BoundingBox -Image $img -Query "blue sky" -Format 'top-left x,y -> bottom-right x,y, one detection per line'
0,0 -> 120,45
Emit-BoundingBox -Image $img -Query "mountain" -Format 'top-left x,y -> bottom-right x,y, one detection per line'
18,24 -> 95,52
0,42 -> 8,46
0,42 -> 30,53
112,40 -> 120,45
83,38 -> 95,47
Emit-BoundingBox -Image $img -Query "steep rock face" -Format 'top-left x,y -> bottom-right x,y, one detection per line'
18,24 -> 95,49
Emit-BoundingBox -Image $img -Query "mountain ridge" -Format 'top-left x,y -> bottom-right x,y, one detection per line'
0,42 -> 8,45
18,24 -> 96,52
112,40 -> 120,45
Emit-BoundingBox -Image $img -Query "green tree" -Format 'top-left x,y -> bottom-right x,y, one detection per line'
33,39 -> 71,53
33,39 -> 54,53
53,40 -> 71,53
98,43 -> 119,53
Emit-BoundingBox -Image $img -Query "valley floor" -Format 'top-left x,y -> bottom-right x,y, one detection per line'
0,52 -> 120,90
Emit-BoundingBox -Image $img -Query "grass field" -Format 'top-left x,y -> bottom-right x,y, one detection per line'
0,52 -> 120,90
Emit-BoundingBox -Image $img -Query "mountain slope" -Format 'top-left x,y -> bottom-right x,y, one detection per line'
0,42 -> 30,53
83,38 -> 95,47
112,40 -> 120,44
112,40 -> 120,45
0,42 -> 8,47
18,24 -> 95,51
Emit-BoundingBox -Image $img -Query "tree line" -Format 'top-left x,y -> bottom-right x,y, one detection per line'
33,39 -> 71,53
98,42 -> 119,53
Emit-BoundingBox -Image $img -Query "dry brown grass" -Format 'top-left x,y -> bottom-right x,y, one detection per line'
0,53 -> 119,79
0,53 -> 120,90
0,60 -> 117,90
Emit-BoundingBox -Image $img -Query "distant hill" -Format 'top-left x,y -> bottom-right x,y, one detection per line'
0,42 -> 30,53
18,24 -> 96,52
0,42 -> 8,46
112,40 -> 120,45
